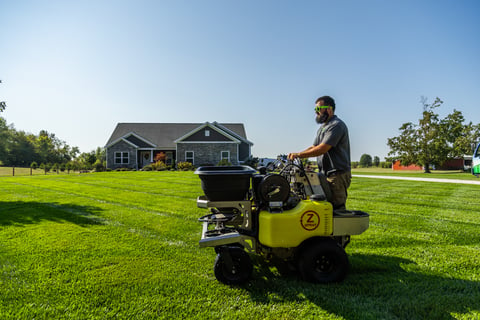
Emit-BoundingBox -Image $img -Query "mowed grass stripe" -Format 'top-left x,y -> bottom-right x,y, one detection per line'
0,178 -> 202,244
349,178 -> 479,214
2,176 -> 203,221
6,171 -> 201,199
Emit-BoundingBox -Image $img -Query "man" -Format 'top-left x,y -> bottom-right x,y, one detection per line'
288,96 -> 351,210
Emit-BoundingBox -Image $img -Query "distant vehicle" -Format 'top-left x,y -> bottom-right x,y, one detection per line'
473,143 -> 480,177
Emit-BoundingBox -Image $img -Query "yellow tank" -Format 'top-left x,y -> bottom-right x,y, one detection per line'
258,200 -> 333,248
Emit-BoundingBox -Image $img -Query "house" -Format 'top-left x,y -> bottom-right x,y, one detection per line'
105,122 -> 253,170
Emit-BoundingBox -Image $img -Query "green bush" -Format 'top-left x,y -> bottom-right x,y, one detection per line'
381,161 -> 393,168
40,163 -> 51,173
93,159 -> 106,172
217,159 -> 232,166
153,161 -> 167,171
177,161 -> 194,171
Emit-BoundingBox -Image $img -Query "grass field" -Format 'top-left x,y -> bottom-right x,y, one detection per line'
352,167 -> 480,181
1,171 -> 479,319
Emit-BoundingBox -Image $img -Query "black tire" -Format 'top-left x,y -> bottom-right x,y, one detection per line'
298,239 -> 349,283
214,247 -> 253,285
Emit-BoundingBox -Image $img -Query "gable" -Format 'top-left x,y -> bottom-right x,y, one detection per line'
175,123 -> 241,143
182,128 -> 233,142
124,133 -> 156,148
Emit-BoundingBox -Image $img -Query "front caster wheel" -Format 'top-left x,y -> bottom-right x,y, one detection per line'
298,239 -> 349,283
214,246 -> 252,285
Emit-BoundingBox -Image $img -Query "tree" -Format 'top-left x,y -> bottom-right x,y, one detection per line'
387,97 -> 480,173
0,117 -> 11,164
5,130 -> 37,166
441,112 -> 480,156
359,154 -> 373,167
77,151 -> 96,170
0,79 -> 6,113
387,97 -> 449,173
373,156 -> 380,167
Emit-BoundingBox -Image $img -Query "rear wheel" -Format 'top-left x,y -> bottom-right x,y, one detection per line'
214,246 -> 252,285
298,239 -> 349,283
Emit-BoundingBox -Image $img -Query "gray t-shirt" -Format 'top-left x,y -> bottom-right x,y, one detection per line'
313,115 -> 351,174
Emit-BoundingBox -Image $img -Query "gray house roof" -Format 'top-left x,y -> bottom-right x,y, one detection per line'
106,122 -> 251,149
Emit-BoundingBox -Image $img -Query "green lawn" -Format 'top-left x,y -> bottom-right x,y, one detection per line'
1,172 -> 479,319
352,167 -> 480,181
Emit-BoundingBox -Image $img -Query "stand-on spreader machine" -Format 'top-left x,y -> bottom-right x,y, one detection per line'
195,160 -> 369,285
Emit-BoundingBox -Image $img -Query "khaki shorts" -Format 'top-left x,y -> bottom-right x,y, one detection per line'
327,171 -> 351,210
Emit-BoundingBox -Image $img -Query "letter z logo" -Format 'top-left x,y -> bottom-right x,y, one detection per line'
300,211 -> 320,231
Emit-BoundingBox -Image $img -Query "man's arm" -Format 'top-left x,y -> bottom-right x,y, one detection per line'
288,143 -> 332,160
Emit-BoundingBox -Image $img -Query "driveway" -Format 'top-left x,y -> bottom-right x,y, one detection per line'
352,174 -> 480,185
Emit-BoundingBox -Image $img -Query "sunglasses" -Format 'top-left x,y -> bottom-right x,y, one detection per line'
314,105 -> 331,113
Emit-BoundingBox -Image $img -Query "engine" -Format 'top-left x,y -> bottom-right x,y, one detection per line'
253,160 -> 331,212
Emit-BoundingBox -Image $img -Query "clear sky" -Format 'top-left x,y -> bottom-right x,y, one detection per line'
1,0 -> 479,161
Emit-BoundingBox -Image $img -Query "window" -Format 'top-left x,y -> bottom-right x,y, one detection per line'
221,151 -> 230,162
185,151 -> 194,164
115,152 -> 129,164
205,129 -> 210,137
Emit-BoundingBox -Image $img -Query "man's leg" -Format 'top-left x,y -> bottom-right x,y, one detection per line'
327,171 -> 352,210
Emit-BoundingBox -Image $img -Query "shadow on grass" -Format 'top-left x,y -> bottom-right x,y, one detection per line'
0,201 -> 105,227
245,254 -> 480,320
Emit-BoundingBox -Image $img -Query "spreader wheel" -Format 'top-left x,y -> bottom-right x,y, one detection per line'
214,246 -> 252,285
298,239 -> 349,283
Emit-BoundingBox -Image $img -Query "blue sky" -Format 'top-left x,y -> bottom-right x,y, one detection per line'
1,0 -> 479,161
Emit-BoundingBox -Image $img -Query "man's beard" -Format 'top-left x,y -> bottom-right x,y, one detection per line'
316,112 -> 329,124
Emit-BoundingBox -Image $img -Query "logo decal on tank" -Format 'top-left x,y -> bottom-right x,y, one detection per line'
300,211 -> 320,231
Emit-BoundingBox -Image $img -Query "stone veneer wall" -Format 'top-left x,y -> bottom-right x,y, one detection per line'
106,140 -> 138,169
176,143 -> 238,166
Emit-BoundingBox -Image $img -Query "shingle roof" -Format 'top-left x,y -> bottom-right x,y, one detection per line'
105,122 -> 248,149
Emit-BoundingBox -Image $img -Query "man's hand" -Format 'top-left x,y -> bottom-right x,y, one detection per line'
287,153 -> 299,160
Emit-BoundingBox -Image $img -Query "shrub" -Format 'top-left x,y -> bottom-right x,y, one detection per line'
114,167 -> 133,171
177,161 -> 194,171
381,161 -> 393,168
142,165 -> 153,171
40,163 -> 51,174
93,159 -> 106,172
152,161 -> 167,171
217,159 -> 232,166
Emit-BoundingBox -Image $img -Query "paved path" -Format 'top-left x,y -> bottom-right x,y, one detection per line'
352,174 -> 480,185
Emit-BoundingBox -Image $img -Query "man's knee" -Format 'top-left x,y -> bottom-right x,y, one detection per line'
327,172 -> 351,209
